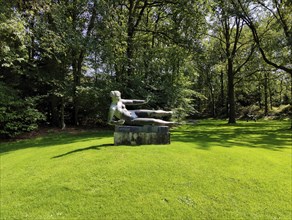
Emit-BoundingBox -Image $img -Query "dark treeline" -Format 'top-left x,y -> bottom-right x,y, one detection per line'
0,0 -> 291,137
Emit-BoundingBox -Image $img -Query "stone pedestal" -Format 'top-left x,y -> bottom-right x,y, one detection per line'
114,125 -> 170,145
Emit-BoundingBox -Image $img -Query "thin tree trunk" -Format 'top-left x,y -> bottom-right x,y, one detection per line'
220,70 -> 224,108
125,0 -> 147,83
264,72 -> 268,116
51,95 -> 59,126
71,0 -> 96,125
222,16 -> 243,124
125,0 -> 135,81
258,81 -> 262,109
72,57 -> 80,126
211,89 -> 215,117
227,59 -> 236,123
268,73 -> 273,110
60,96 -> 65,129
279,78 -> 283,103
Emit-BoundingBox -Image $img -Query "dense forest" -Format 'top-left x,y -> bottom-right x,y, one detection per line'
0,0 -> 291,138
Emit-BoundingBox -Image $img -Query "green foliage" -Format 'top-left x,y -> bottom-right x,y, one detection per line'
75,85 -> 106,125
0,0 -> 291,128
0,83 -> 45,138
93,0 -> 206,120
0,12 -> 28,71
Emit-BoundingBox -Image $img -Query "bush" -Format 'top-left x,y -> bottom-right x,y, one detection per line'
0,83 -> 45,138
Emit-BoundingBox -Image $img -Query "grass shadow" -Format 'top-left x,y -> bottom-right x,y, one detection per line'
0,130 -> 113,154
51,143 -> 115,159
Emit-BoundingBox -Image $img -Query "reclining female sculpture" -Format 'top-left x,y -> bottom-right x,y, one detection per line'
107,91 -> 176,126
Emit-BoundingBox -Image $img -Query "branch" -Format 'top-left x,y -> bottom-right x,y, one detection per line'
234,44 -> 256,75
256,0 -> 280,20
204,33 -> 226,45
234,68 -> 270,85
135,28 -> 184,46
235,0 -> 292,75
231,17 -> 243,57
85,1 -> 97,38
256,0 -> 290,38
134,0 -> 148,29
145,0 -> 178,7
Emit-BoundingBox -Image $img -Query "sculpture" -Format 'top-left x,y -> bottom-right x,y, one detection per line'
107,90 -> 176,126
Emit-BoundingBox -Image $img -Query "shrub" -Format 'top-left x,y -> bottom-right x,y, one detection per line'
0,83 -> 45,138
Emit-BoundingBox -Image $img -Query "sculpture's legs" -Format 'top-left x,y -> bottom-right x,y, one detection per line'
130,118 -> 176,126
134,109 -> 172,118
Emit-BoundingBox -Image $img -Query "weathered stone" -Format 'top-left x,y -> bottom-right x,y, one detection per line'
114,125 -> 170,145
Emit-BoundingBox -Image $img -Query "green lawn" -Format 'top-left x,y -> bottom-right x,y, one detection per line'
0,120 -> 291,219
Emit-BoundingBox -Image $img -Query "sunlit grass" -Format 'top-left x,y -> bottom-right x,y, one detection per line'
0,120 -> 291,219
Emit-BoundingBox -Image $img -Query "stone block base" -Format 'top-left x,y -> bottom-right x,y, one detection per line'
114,125 -> 170,145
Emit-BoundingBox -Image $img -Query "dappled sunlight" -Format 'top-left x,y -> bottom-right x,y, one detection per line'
171,120 -> 291,151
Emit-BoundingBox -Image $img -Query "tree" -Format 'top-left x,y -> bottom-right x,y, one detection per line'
94,0 -> 206,115
231,0 -> 292,127
209,0 -> 256,123
230,0 -> 292,75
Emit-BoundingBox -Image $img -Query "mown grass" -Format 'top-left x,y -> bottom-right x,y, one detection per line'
0,120 -> 291,219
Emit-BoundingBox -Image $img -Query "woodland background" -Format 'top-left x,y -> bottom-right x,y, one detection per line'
0,0 -> 291,137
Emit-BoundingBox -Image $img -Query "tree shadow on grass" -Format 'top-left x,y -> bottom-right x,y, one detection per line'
171,121 -> 292,151
0,130 -> 113,154
51,143 -> 115,159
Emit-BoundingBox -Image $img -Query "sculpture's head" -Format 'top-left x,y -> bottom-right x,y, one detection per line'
110,90 -> 121,99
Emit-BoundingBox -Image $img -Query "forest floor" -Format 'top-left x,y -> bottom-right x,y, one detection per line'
0,120 -> 291,219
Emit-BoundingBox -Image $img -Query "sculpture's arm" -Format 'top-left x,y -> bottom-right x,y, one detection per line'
121,97 -> 149,105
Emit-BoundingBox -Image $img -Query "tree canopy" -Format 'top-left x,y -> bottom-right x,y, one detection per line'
0,0 -> 291,137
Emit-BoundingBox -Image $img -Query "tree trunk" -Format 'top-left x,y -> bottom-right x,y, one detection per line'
126,30 -> 134,79
222,16 -> 242,124
279,78 -> 283,103
268,73 -> 273,110
124,0 -> 147,83
220,70 -> 224,107
264,72 -> 269,116
72,57 -> 80,126
125,0 -> 135,82
60,96 -> 65,129
257,80 -> 262,109
227,59 -> 236,124
211,89 -> 215,117
269,88 -> 273,110
51,95 -> 59,126
71,0 -> 96,126
196,74 -> 204,113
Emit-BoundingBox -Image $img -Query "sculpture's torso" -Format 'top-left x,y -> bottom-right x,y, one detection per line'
111,101 -> 137,122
